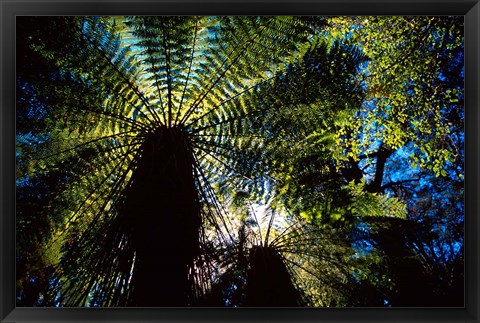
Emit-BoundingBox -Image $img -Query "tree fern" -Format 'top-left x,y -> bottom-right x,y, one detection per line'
16,16 -> 327,307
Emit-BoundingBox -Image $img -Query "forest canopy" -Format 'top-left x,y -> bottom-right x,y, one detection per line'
16,16 -> 464,307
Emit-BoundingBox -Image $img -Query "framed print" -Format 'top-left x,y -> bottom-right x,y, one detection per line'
1,0 -> 479,322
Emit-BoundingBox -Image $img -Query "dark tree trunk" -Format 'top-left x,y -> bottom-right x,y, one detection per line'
366,144 -> 393,193
121,127 -> 201,306
246,246 -> 301,307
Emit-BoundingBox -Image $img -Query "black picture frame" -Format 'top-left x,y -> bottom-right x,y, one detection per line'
1,1 -> 478,322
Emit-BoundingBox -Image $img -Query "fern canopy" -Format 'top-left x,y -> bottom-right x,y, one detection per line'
16,15 -> 464,307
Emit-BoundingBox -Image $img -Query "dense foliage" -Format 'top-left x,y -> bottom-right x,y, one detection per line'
16,16 -> 464,307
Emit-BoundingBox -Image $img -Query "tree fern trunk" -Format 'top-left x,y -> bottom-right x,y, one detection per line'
121,127 -> 200,306
246,246 -> 300,307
